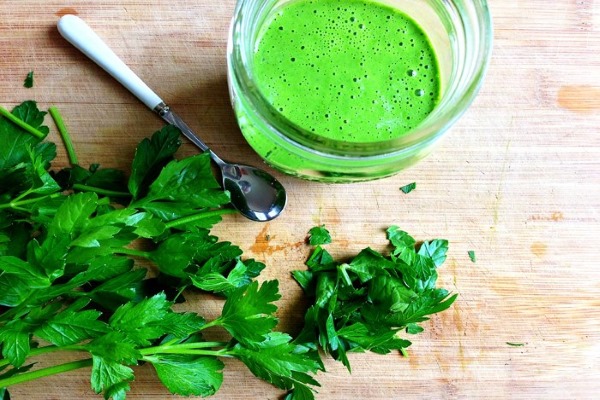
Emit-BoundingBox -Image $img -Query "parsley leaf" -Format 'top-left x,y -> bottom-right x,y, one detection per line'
468,250 -> 476,263
308,225 -> 331,245
85,332 -> 141,365
215,281 -> 280,345
108,293 -> 204,346
400,182 -> 416,194
231,332 -> 322,397
128,126 -> 181,199
23,72 -> 34,88
0,256 -> 50,307
190,260 -> 251,293
0,102 -> 47,175
418,239 -> 449,268
337,323 -> 411,354
133,153 -> 230,221
90,355 -> 135,398
151,229 -> 264,297
0,329 -> 30,368
34,306 -> 109,346
150,355 -> 224,396
108,294 -> 174,345
88,269 -> 148,311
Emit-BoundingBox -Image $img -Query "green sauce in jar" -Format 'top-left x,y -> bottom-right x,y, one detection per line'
253,0 -> 441,142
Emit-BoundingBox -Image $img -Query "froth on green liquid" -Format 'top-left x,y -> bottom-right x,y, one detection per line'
253,0 -> 441,143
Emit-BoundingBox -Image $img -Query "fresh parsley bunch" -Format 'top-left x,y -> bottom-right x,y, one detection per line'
0,101 -> 322,400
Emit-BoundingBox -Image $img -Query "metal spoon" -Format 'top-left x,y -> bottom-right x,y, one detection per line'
57,15 -> 286,222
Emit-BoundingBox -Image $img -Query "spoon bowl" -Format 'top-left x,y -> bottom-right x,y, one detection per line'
221,163 -> 286,221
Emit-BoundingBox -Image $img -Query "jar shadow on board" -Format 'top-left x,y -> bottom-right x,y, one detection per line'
227,0 -> 493,183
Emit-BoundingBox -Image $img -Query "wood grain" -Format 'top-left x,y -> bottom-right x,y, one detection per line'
1,0 -> 599,399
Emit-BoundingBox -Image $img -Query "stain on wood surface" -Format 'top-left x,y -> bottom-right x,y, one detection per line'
557,86 -> 600,113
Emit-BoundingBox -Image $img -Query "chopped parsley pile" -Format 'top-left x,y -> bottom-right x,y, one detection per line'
0,101 -> 457,399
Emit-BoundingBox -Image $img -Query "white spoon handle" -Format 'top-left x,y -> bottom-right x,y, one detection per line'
57,14 -> 163,110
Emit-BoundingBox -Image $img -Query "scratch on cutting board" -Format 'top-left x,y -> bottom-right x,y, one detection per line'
492,140 -> 511,227
528,211 -> 564,222
453,302 -> 468,371
122,6 -> 136,22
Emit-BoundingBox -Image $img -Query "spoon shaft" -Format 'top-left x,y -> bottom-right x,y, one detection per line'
155,103 -> 225,166
57,15 -> 163,110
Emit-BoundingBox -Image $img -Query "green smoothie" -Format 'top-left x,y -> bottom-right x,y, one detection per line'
253,0 -> 441,142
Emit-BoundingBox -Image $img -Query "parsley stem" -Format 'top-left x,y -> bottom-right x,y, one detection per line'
0,105 -> 45,139
140,341 -> 228,356
173,284 -> 189,303
0,358 -> 92,388
117,247 -> 152,259
338,264 -> 353,287
72,183 -> 131,198
143,349 -> 230,357
0,193 -> 61,210
165,208 -> 237,229
196,318 -> 221,331
49,106 -> 78,165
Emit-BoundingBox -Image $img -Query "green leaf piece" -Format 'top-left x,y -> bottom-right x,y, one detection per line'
399,182 -> 416,194
0,256 -> 50,307
217,280 -> 281,345
134,153 -> 230,221
232,332 -> 322,396
128,126 -> 181,199
48,192 -> 98,236
0,102 -> 47,175
308,225 -> 331,245
0,329 -> 30,367
151,355 -> 224,397
468,250 -> 476,263
418,239 -> 449,268
86,332 -> 141,365
90,355 -> 134,398
109,293 -> 178,346
35,308 -> 109,346
23,71 -> 34,88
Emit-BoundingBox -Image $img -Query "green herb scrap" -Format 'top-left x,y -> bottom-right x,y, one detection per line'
468,250 -> 476,263
308,225 -> 331,245
24,71 -> 34,88
291,225 -> 457,382
400,182 -> 416,194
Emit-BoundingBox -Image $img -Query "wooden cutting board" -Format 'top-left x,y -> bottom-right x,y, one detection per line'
1,0 -> 599,398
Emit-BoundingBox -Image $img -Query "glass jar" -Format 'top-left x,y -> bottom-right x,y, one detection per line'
227,0 -> 493,182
